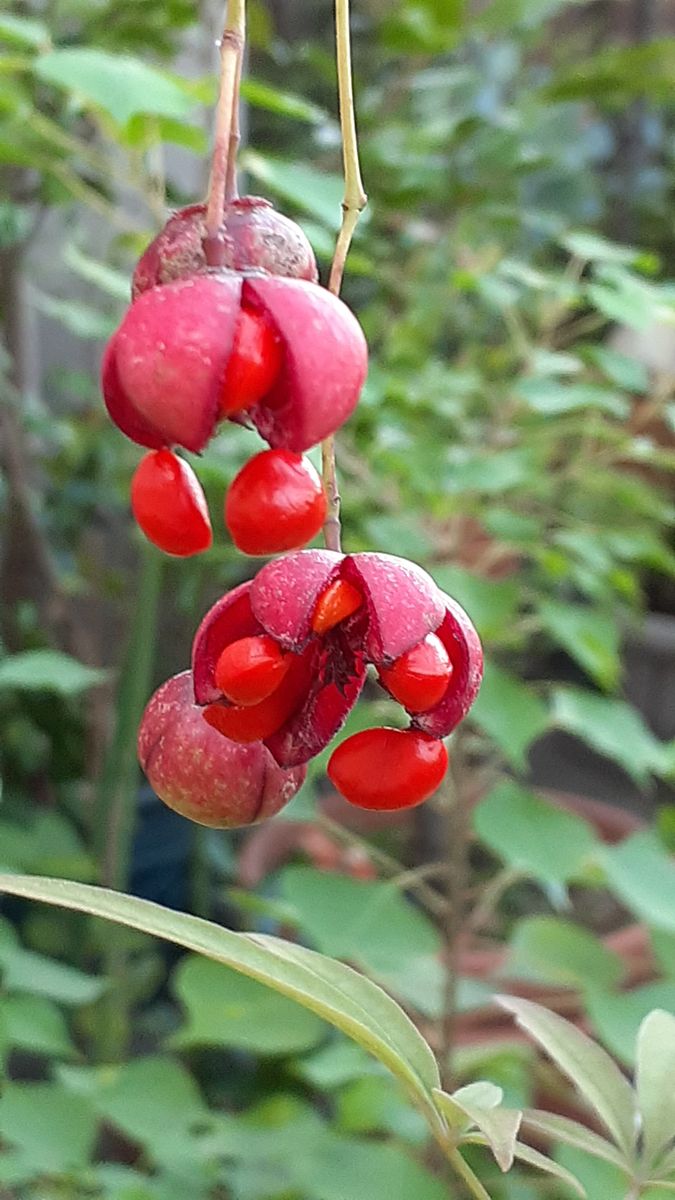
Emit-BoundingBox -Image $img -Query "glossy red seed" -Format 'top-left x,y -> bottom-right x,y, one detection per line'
225,450 -> 327,556
204,653 -> 309,744
220,306 -> 283,416
311,578 -> 362,635
379,632 -> 453,713
214,635 -> 289,707
130,450 -> 212,556
327,727 -> 448,811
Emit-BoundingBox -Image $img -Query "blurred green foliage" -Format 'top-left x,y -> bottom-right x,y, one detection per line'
1,0 -> 675,1195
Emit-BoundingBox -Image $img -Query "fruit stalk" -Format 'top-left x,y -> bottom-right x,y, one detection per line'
204,0 -> 246,264
322,0 -> 368,552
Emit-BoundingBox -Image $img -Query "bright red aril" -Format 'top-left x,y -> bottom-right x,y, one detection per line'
220,305 -> 283,415
311,578 -> 362,635
130,450 -> 212,557
225,450 -> 326,555
379,632 -> 453,713
327,727 -> 448,810
215,635 -> 290,707
204,651 -> 310,744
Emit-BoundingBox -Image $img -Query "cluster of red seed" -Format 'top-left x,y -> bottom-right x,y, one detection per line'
104,197 -> 365,560
103,196 -> 483,824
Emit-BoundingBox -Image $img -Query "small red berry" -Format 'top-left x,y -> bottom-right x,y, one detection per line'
220,306 -> 283,416
225,450 -> 327,556
214,635 -> 290,707
204,652 -> 310,744
130,450 -> 212,557
379,632 -> 453,713
311,578 -> 363,635
327,727 -> 448,811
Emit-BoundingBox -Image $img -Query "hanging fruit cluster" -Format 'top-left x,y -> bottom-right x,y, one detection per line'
102,14 -> 483,826
104,197 -> 365,558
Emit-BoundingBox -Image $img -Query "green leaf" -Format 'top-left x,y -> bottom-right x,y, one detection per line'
510,1141 -> 587,1196
0,650 -> 106,695
551,688 -> 663,785
434,1086 -> 521,1170
0,876 -> 441,1124
562,231 -> 643,266
0,994 -> 75,1058
516,379 -> 628,418
636,1010 -> 675,1169
33,292 -> 117,339
240,79 -> 328,124
603,833 -> 675,932
64,244 -> 130,301
242,151 -> 344,227
497,996 -> 636,1158
0,15 -> 49,47
471,664 -> 549,769
86,1057 -> 208,1164
520,1110 -> 627,1170
473,781 -> 598,885
585,345 -> 649,394
0,941 -> 106,1005
547,39 -> 675,107
33,49 -> 194,125
509,918 -> 623,990
554,1146 -> 628,1198
0,1083 -> 96,1172
539,602 -> 620,690
430,566 -> 520,641
294,1041 -> 380,1090
172,954 -> 325,1055
585,982 -> 675,1068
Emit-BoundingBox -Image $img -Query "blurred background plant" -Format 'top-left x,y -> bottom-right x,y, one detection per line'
1,0 -> 675,1196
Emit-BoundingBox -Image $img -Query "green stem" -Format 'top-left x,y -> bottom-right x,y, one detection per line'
94,542 -> 163,1060
321,0 -> 368,553
445,1146 -> 493,1200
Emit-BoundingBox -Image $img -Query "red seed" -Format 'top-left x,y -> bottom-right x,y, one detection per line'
311,578 -> 362,635
327,727 -> 448,811
225,450 -> 326,556
220,306 -> 283,415
214,635 -> 289,707
204,652 -> 309,744
379,632 -> 453,713
130,450 -> 212,557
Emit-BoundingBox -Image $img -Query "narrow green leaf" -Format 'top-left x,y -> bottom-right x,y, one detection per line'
0,650 -> 106,696
240,79 -> 328,123
539,602 -> 620,690
462,1133 -> 587,1195
434,1088 -> 521,1170
34,49 -> 194,125
474,781 -> 598,885
172,955 -> 324,1055
471,663 -> 549,769
0,994 -> 75,1059
551,688 -> 663,785
242,151 -> 344,227
636,1011 -> 675,1170
0,15 -> 49,47
0,1084 -> 96,1172
0,877 -> 441,1122
509,917 -> 623,989
585,982 -> 675,1067
497,996 -> 636,1159
603,834 -> 675,932
521,1110 -> 627,1170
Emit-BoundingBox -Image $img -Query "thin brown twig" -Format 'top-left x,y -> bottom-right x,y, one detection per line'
322,0 -> 368,552
204,0 -> 245,263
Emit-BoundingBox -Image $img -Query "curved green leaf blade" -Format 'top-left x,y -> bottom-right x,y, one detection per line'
462,1134 -> 587,1196
521,1109 -> 627,1171
636,1010 -> 675,1171
0,876 -> 440,1122
497,996 -> 636,1159
434,1088 -> 521,1170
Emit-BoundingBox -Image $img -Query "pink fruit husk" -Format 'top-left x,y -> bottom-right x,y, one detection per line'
131,198 -> 318,298
191,550 -> 483,768
245,277 -> 368,452
412,593 -> 484,738
138,671 -> 305,828
103,276 -> 367,454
